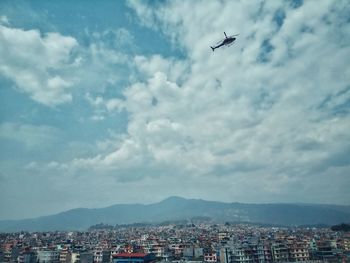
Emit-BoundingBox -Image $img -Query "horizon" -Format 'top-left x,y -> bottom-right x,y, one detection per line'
1,0 -> 350,221
2,195 -> 350,221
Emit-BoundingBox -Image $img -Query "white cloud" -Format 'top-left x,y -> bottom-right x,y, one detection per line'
85,92 -> 125,120
134,55 -> 189,83
26,0 -> 350,205
0,25 -> 133,109
73,30 -> 132,97
0,22 -> 134,112
0,25 -> 78,106
106,98 -> 125,112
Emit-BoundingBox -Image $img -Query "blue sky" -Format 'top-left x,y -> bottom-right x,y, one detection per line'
0,0 -> 349,220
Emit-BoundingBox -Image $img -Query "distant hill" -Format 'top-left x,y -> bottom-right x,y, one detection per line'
0,196 -> 349,232
331,223 -> 350,232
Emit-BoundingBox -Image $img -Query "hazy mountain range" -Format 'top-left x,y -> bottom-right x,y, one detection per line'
1,196 -> 349,232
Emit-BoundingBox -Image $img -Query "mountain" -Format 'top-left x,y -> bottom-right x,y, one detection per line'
0,196 -> 349,232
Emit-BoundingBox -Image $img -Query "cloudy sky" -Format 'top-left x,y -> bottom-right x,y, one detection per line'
0,0 -> 349,220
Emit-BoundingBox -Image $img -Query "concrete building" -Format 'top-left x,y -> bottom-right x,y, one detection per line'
271,242 -> 289,262
182,247 -> 193,259
112,253 -> 155,263
203,252 -> 217,263
80,252 -> 94,263
17,251 -> 37,263
288,242 -> 309,262
71,252 -> 93,263
59,249 -> 72,263
312,240 -> 336,262
93,249 -> 110,263
182,246 -> 203,260
71,253 -> 80,263
231,246 -> 254,263
37,250 -> 60,263
220,247 -> 230,263
256,244 -> 272,263
194,248 -> 203,259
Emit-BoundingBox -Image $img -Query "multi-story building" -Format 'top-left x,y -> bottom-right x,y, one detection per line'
71,252 -> 80,263
271,242 -> 289,262
218,232 -> 229,241
220,247 -> 230,263
148,245 -> 166,259
256,243 -> 272,263
93,248 -> 110,263
17,250 -> 37,263
112,253 -> 155,263
59,249 -> 72,263
79,252 -> 94,263
3,245 -> 20,263
194,247 -> 203,259
339,237 -> 350,252
312,240 -> 336,262
37,250 -> 60,263
182,246 -> 193,259
288,241 -> 309,262
203,252 -> 217,263
3,250 -> 11,262
102,251 -> 111,263
231,246 -> 254,263
70,251 -> 94,263
168,244 -> 183,259
220,246 -> 254,263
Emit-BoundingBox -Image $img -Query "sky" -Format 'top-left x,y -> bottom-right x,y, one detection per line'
0,0 -> 349,220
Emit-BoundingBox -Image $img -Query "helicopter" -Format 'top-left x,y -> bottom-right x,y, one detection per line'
210,32 -> 238,51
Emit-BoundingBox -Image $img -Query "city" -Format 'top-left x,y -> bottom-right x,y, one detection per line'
1,1 -> 349,263
1,223 -> 350,263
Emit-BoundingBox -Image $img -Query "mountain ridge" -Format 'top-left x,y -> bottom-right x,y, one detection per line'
1,196 -> 349,232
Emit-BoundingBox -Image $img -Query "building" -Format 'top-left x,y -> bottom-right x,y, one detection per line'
288,241 -> 310,262
256,243 -> 272,262
71,252 -> 93,263
204,252 -> 217,263
312,240 -> 336,262
80,252 -> 94,263
182,246 -> 203,260
18,250 -> 37,263
271,242 -> 289,262
37,250 -> 60,263
59,249 -> 72,263
220,247 -> 230,263
112,253 -> 155,263
194,248 -> 203,259
71,253 -> 80,263
93,249 -> 110,263
231,246 -> 254,263
182,246 -> 194,259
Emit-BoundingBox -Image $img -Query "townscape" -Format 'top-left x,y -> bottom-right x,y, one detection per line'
1,1 -> 350,262
1,223 -> 349,263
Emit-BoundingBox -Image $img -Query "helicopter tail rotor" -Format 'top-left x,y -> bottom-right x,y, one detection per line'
210,46 -> 215,52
